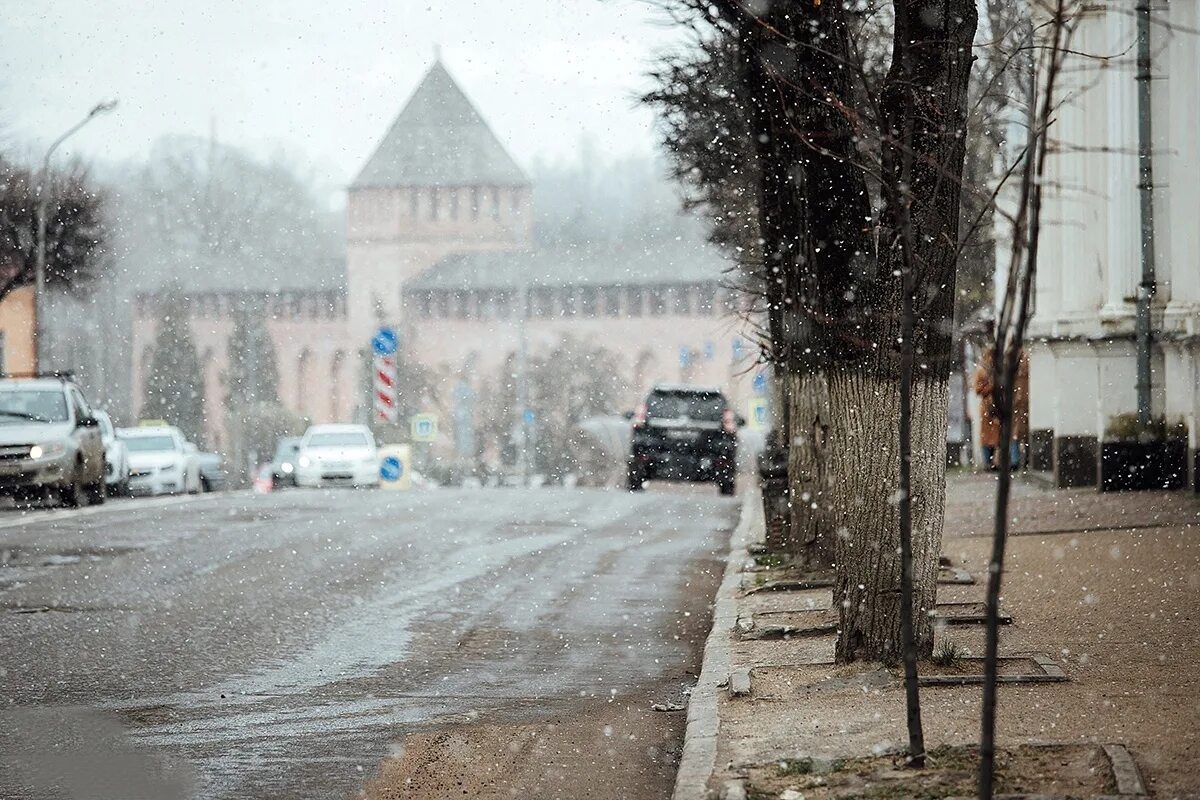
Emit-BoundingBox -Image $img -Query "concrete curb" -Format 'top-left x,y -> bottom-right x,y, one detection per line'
672,488 -> 762,800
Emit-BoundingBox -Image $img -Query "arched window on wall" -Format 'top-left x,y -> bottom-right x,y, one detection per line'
200,346 -> 217,439
330,350 -> 346,421
296,348 -> 312,418
139,345 -> 155,415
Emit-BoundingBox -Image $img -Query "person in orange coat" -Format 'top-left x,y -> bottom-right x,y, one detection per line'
973,350 -> 1001,470
973,348 -> 1029,471
1011,351 -> 1030,468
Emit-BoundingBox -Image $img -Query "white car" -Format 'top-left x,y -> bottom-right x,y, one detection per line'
95,410 -> 131,495
294,424 -> 380,488
118,426 -> 202,496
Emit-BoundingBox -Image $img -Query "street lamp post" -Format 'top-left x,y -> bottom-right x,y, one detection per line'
34,100 -> 117,371
515,279 -> 531,485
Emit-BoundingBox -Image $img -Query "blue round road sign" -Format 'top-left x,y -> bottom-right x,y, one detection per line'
371,327 -> 399,357
380,455 -> 403,481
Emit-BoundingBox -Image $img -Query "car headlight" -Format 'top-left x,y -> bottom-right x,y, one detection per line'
159,462 -> 181,474
298,456 -> 311,468
29,442 -> 67,459
281,462 -> 294,474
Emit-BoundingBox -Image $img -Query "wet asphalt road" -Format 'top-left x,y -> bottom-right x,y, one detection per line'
0,486 -> 735,799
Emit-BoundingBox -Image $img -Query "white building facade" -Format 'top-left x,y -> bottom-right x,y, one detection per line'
1028,0 -> 1199,489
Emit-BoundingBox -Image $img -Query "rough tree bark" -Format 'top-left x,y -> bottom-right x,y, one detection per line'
832,0 -> 977,663
829,371 -> 949,661
786,371 -> 834,568
738,0 -> 872,570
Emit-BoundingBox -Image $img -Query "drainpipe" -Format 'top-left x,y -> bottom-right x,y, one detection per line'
1135,0 -> 1157,427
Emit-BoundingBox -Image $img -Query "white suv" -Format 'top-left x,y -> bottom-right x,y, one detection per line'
0,376 -> 107,507
295,424 -> 380,488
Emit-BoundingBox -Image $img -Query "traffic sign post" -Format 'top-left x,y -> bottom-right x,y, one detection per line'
410,413 -> 438,443
372,327 -> 399,424
371,327 -> 398,357
377,444 -> 411,491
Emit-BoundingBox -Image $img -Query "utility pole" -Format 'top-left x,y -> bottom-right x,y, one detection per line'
1134,0 -> 1156,427
34,100 -> 117,371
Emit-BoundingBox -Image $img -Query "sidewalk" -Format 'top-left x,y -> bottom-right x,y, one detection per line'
676,473 -> 1200,799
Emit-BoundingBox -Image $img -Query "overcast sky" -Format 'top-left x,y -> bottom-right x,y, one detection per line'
1,0 -> 683,197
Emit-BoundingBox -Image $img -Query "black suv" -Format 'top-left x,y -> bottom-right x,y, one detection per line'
627,385 -> 739,495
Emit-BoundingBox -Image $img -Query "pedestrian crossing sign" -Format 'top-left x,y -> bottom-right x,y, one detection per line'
747,398 -> 768,431
410,413 -> 438,443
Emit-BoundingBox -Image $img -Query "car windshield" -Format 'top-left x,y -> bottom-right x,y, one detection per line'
306,432 -> 370,448
646,392 -> 724,422
122,435 -> 177,452
0,389 -> 69,424
274,440 -> 300,460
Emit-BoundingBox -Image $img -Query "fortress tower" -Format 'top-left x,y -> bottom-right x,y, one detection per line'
345,60 -> 532,342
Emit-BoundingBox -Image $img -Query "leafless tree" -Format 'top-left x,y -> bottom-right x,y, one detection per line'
0,156 -> 107,303
979,1 -> 1076,795
649,0 -> 980,676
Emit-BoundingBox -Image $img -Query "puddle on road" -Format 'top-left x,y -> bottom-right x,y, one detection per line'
0,544 -> 144,571
222,510 -> 278,524
4,603 -> 124,615
105,530 -> 578,755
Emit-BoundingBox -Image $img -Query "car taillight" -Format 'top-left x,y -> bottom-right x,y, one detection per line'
633,403 -> 647,428
722,408 -> 736,434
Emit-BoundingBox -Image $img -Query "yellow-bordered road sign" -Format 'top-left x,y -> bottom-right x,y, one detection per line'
746,398 -> 768,430
410,413 -> 438,443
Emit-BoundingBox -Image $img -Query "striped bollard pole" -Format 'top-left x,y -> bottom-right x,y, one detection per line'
374,354 -> 398,423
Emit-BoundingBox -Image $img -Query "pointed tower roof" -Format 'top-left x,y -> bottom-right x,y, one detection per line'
352,61 -> 528,189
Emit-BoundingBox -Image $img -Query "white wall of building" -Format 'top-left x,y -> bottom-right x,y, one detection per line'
1024,0 -> 1198,486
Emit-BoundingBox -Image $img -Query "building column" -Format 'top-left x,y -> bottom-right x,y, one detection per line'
1101,2 -> 1140,316
1166,0 -> 1200,311
1055,9 -> 1105,319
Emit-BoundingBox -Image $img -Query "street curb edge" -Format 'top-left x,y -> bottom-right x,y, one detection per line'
672,487 -> 761,800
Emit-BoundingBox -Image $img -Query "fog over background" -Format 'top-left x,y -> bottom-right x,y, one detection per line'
1,0 -> 685,204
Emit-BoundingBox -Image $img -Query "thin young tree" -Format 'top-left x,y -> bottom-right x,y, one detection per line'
978,1 -> 1075,795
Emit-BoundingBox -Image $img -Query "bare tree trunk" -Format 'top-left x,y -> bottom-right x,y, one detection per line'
981,5 -> 1069,794
831,368 -> 948,662
898,245 -> 926,766
786,370 -> 834,568
829,0 -> 975,664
